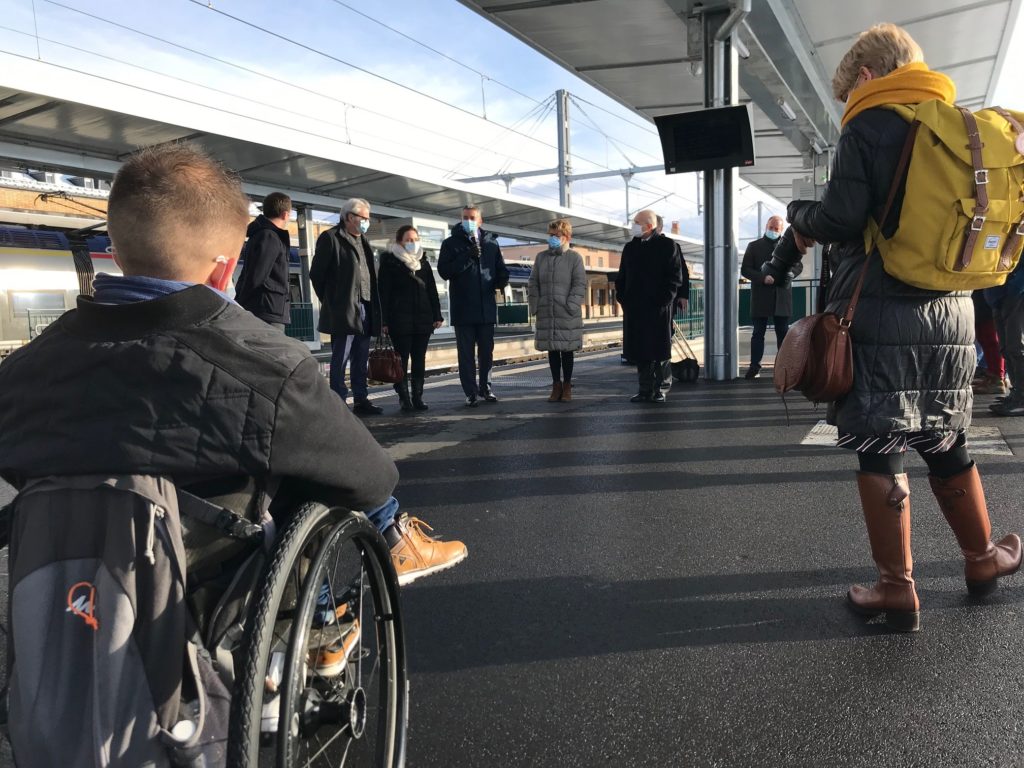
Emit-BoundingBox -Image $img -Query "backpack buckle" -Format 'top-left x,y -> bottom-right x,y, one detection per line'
974,169 -> 990,185
971,215 -> 987,231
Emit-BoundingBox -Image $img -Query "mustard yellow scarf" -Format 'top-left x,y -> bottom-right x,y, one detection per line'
842,61 -> 956,127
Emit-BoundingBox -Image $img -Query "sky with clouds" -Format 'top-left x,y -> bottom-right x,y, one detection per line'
4,0 -> 1018,243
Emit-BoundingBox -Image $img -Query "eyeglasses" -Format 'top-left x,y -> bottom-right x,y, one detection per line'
348,212 -> 370,222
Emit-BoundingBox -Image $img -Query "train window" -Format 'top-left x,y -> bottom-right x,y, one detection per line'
10,291 -> 66,317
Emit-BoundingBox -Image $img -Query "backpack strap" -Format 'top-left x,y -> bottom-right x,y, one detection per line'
176,491 -> 263,542
956,106 -> 990,271
990,106 -> 1024,270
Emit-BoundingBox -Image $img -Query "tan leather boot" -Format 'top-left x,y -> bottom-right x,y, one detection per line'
848,472 -> 920,632
560,382 -> 573,401
929,463 -> 1022,596
548,382 -> 563,402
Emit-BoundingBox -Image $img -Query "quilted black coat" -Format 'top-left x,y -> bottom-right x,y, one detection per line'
0,286 -> 399,512
766,108 -> 973,437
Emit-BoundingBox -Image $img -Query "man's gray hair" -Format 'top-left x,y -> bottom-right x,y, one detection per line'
341,198 -> 371,217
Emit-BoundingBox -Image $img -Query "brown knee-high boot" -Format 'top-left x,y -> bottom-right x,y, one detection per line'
847,472 -> 920,632
929,463 -> 1022,596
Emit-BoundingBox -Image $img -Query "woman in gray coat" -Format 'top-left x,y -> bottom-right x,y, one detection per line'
529,218 -> 586,402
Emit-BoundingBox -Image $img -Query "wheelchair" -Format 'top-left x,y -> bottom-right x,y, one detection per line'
0,493 -> 408,768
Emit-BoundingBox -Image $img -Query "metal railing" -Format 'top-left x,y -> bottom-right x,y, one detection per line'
25,309 -> 66,340
285,302 -> 315,341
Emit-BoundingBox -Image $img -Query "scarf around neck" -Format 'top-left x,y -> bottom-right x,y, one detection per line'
390,242 -> 422,273
842,61 -> 956,127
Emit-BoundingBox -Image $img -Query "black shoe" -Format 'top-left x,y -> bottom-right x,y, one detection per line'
744,364 -> 761,380
630,393 -> 651,403
651,391 -> 667,403
465,395 -> 479,407
480,388 -> 498,403
352,400 -> 383,416
990,394 -> 1024,416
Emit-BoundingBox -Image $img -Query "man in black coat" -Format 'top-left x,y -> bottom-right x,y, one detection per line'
235,191 -> 292,330
740,215 -> 803,378
615,209 -> 683,402
311,198 -> 383,416
438,205 -> 510,406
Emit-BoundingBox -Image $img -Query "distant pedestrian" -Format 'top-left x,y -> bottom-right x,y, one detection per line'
529,218 -> 586,402
615,209 -> 683,403
972,290 -> 1006,395
311,198 -> 383,416
235,191 -> 292,330
438,205 -> 510,407
763,23 -> 1020,631
378,225 -> 444,412
741,215 -> 803,379
986,259 -> 1024,415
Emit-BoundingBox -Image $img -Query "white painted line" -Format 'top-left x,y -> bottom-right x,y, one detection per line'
800,420 -> 1014,456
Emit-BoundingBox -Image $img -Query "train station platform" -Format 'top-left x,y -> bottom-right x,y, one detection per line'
2,335 -> 1023,767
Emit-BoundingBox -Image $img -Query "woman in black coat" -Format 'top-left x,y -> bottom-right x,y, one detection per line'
764,23 -> 1020,632
378,225 -> 444,411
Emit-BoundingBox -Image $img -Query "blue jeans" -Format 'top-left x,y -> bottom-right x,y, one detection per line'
750,315 -> 790,368
329,302 -> 371,400
367,495 -> 399,534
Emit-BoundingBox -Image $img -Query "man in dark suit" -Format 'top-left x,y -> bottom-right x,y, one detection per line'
438,205 -> 510,406
311,198 -> 383,415
740,215 -> 803,379
615,209 -> 683,402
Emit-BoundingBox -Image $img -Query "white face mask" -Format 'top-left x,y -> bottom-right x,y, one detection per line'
403,241 -> 421,256
630,223 -> 644,238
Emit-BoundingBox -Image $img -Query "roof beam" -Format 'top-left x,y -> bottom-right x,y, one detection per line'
0,100 -> 60,128
987,0 -> 1023,104
814,0 -> 1008,47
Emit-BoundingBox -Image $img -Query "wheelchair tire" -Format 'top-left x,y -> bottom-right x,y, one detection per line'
228,502 -> 408,768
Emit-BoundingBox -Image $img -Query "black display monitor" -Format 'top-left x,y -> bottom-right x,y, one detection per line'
654,105 -> 755,174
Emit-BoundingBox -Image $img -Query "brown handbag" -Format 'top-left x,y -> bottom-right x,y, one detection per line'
367,334 -> 405,384
772,267 -> 862,403
773,122 -> 916,403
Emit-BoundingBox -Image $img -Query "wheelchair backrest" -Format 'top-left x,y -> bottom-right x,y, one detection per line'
5,475 -> 228,768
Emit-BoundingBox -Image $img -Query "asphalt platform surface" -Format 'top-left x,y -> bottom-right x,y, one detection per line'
3,345 -> 1024,767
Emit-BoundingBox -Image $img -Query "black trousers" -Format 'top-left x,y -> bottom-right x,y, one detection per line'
454,323 -> 495,396
392,332 -> 430,379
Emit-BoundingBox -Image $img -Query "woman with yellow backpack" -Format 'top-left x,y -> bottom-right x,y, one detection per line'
763,23 -> 1022,632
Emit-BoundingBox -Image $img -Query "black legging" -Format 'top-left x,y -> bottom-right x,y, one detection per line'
548,351 -> 574,383
391,333 -> 430,379
858,443 -> 972,479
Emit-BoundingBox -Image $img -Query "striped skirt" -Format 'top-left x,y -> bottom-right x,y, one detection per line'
836,429 -> 966,454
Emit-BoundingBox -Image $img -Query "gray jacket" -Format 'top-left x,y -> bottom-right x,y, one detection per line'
529,247 -> 586,352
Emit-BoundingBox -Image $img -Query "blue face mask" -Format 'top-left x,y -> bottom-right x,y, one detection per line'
404,241 -> 420,255
547,236 -> 562,250
358,218 -> 370,235
765,229 -> 781,241
462,219 -> 478,235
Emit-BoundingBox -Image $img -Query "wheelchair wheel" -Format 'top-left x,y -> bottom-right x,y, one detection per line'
228,502 -> 407,767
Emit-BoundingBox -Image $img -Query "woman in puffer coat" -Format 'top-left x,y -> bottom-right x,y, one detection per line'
378,225 -> 444,412
528,218 -> 586,402
764,23 -> 1021,632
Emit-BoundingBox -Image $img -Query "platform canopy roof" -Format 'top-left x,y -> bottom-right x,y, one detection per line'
0,55 -> 704,256
458,0 -> 1021,201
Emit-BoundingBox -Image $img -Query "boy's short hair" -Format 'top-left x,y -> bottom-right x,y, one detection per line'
261,192 -> 292,220
107,144 -> 250,279
832,23 -> 924,102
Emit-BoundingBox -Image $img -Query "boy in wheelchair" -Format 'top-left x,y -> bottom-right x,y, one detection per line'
0,144 -> 463,765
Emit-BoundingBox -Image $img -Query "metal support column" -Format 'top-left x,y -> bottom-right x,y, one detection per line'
295,205 -> 321,351
556,89 -> 572,208
701,5 -> 745,381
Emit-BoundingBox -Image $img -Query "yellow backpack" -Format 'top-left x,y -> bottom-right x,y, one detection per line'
865,101 -> 1024,291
